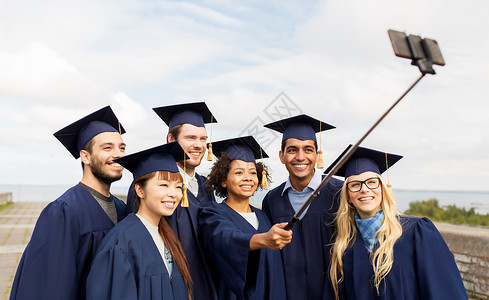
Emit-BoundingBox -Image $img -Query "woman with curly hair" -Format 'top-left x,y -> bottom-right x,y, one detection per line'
199,136 -> 292,300
328,145 -> 467,300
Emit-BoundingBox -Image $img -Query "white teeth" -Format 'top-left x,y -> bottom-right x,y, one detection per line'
294,164 -> 307,168
359,197 -> 374,201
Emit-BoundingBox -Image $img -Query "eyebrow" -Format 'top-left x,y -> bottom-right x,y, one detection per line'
99,142 -> 126,147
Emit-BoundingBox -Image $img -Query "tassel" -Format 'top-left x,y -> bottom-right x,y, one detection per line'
261,170 -> 269,188
181,185 -> 189,207
317,149 -> 324,169
385,153 -> 393,195
207,143 -> 213,161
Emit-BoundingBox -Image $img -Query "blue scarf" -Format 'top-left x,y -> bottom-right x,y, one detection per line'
355,210 -> 384,252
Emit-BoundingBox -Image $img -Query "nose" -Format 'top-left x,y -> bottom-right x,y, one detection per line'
167,186 -> 178,197
359,182 -> 370,192
112,147 -> 125,159
295,149 -> 305,161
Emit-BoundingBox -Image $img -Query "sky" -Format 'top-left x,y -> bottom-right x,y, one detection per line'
0,0 -> 488,193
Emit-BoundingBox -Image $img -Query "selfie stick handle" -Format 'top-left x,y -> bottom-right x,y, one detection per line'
284,73 -> 425,231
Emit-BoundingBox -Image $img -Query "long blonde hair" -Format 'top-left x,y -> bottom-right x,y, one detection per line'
329,176 -> 402,298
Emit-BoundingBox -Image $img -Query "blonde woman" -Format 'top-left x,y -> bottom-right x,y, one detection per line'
327,145 -> 467,300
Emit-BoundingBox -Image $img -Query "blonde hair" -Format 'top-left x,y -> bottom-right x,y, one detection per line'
329,176 -> 402,299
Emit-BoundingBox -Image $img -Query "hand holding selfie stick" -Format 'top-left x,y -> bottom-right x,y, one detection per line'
284,30 -> 445,231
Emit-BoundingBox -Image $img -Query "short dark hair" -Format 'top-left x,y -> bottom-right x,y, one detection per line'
206,153 -> 271,198
167,124 -> 183,142
281,139 -> 318,152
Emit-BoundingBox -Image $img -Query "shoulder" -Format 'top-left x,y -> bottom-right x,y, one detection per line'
200,201 -> 231,216
103,214 -> 142,241
264,182 -> 286,200
195,173 -> 206,181
398,215 -> 441,238
323,176 -> 344,193
40,185 -> 88,216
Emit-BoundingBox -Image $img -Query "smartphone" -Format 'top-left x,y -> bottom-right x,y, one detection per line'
387,29 -> 445,66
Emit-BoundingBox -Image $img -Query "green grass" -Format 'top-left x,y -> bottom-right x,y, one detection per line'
0,202 -> 13,211
404,199 -> 489,227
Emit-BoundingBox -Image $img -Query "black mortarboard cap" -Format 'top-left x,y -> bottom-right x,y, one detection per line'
114,142 -> 188,180
264,114 -> 335,142
211,136 -> 268,163
325,144 -> 403,178
53,106 -> 125,159
153,102 -> 217,129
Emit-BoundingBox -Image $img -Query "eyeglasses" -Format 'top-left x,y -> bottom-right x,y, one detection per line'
346,177 -> 381,193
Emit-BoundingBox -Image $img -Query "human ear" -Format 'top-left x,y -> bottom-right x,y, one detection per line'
279,150 -> 285,164
80,150 -> 90,165
167,134 -> 176,143
135,184 -> 145,199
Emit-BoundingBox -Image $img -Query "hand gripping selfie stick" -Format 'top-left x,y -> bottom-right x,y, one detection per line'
284,30 -> 445,231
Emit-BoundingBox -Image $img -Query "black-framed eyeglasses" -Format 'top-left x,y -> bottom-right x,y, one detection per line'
346,177 -> 381,192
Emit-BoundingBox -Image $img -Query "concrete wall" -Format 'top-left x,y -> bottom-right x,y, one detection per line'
435,222 -> 489,298
0,193 -> 13,205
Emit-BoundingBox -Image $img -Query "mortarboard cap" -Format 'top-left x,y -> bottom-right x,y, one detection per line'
153,102 -> 217,129
211,136 -> 268,163
325,144 -> 403,178
264,114 -> 335,142
53,106 -> 125,159
114,142 -> 188,180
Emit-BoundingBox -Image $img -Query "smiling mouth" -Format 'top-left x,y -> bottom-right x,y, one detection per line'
161,201 -> 176,209
358,196 -> 374,202
108,162 -> 123,170
240,184 -> 255,191
292,164 -> 308,170
188,151 -> 203,158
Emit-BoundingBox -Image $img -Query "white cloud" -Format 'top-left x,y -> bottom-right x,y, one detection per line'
0,0 -> 487,193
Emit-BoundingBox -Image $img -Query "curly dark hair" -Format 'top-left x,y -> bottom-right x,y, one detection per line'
206,153 -> 271,198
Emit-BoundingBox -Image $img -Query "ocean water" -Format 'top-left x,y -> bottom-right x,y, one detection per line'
1,184 -> 488,215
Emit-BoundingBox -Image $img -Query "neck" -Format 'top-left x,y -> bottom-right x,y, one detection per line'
177,162 -> 196,177
225,195 -> 252,213
137,205 -> 161,227
289,172 -> 314,192
80,172 -> 111,197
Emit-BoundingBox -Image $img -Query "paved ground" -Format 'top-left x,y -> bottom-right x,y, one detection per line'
0,202 -> 48,300
0,202 -> 486,299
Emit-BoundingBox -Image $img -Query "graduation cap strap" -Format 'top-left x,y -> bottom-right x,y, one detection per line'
317,121 -> 324,169
385,153 -> 392,189
260,146 -> 268,188
207,115 -> 213,161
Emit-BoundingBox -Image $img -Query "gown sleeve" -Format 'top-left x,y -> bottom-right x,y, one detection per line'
10,201 -> 80,300
414,218 -> 468,300
199,204 -> 259,298
86,245 -> 138,300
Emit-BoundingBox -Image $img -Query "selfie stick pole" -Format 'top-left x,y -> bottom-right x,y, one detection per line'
284,73 -> 425,231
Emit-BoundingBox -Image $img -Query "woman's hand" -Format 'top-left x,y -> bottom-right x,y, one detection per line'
249,223 -> 293,251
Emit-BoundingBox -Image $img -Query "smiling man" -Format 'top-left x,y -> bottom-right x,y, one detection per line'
10,106 -> 128,300
262,114 -> 342,300
152,102 -> 219,300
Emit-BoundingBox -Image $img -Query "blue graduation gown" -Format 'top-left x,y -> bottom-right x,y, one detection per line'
168,173 -> 219,300
10,184 -> 127,300
86,213 -> 188,300
199,201 -> 286,300
338,216 -> 467,300
261,177 -> 343,300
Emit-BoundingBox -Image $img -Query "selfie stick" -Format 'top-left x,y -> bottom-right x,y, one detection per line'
284,30 -> 445,231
